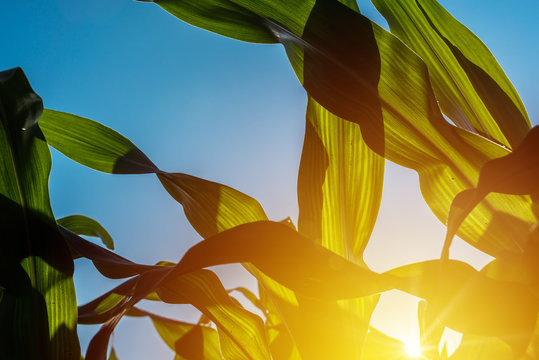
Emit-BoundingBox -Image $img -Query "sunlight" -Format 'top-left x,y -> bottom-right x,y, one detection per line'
405,336 -> 422,358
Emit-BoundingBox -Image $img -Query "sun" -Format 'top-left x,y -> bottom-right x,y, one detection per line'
405,337 -> 422,358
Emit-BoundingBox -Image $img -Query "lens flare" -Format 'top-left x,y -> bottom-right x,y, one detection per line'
405,337 -> 422,358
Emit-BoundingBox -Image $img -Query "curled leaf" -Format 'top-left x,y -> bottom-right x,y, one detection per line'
58,215 -> 114,250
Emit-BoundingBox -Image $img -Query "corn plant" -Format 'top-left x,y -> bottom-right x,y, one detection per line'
1,0 -> 538,359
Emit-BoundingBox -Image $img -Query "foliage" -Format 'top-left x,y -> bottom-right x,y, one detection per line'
1,0 -> 538,359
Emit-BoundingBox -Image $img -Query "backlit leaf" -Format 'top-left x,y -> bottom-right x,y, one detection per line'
0,67 -> 79,359
445,126 -> 539,258
156,270 -> 270,360
39,109 -> 158,174
127,307 -> 222,360
296,96 -> 383,358
58,215 -> 114,250
141,0 -> 536,259
372,0 -> 530,148
387,260 -> 538,355
157,172 -> 268,239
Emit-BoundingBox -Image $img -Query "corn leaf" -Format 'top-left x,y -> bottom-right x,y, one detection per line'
77,220 -> 396,358
157,172 -> 268,239
295,96 -> 383,358
444,126 -> 539,259
387,259 -> 538,355
127,307 -> 222,359
139,0 -> 535,258
156,270 -> 270,360
58,215 -> 114,250
299,97 -> 384,265
0,68 -> 79,359
39,110 -> 158,174
61,227 -> 159,278
371,0 -> 530,148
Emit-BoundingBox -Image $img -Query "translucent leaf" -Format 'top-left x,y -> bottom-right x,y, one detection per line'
58,215 -> 114,250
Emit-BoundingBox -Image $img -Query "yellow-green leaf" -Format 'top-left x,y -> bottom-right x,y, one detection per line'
372,0 -> 530,148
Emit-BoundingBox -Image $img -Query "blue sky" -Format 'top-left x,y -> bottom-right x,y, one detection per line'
2,0 -> 538,358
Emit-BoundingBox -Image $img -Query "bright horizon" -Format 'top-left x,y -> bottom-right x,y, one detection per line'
2,0 -> 538,358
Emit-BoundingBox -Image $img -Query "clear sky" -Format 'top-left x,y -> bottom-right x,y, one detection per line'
2,0 -> 539,358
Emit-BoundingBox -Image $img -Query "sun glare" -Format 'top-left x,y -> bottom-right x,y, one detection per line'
405,337 -> 422,358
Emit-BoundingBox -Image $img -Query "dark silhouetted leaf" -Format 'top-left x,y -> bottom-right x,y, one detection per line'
61,227 -> 160,279
0,67 -> 79,359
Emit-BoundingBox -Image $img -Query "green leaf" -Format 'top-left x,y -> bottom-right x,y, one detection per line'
156,270 -> 270,360
39,109 -> 158,174
157,172 -> 268,239
0,67 -> 79,359
444,126 -> 539,259
127,307 -> 222,359
79,220 -> 395,359
58,215 -> 114,250
372,0 -> 530,148
299,97 -> 384,264
387,260 -> 538,355
144,0 -> 536,258
296,96 -> 383,358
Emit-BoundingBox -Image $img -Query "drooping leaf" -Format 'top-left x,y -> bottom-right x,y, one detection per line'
157,172 -> 268,239
444,126 -> 539,258
387,259 -> 538,355
73,235 -> 270,360
295,96 -> 383,358
156,270 -> 270,360
372,0 -> 530,148
61,227 -> 160,279
0,67 -> 79,359
58,215 -> 114,250
79,220 -> 397,359
127,307 -> 222,360
173,221 -> 392,299
228,287 -> 265,314
141,0 -> 535,259
39,109 -> 158,174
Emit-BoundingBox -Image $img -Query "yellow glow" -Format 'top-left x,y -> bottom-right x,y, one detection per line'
405,337 -> 422,358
